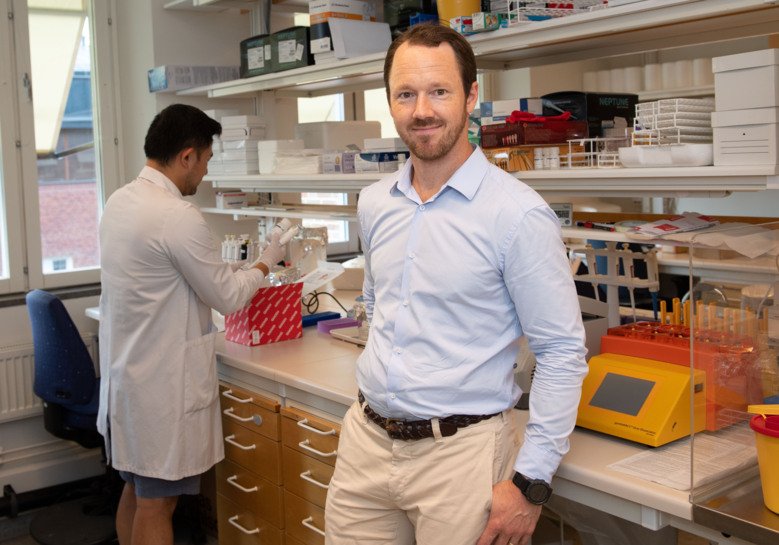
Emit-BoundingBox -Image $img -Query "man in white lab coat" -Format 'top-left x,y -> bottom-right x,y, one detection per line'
97,104 -> 284,545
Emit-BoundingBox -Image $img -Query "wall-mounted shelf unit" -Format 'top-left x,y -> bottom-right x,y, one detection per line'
206,172 -> 382,193
179,0 -> 779,98
205,165 -> 779,196
522,165 -> 779,196
163,0 -> 257,11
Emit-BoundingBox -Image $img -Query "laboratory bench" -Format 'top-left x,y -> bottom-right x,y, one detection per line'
87,298 -> 778,544
214,326 -> 776,545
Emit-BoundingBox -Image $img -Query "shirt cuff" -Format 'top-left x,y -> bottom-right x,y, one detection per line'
514,436 -> 564,483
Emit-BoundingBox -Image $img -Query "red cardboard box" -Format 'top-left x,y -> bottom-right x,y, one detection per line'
224,283 -> 303,346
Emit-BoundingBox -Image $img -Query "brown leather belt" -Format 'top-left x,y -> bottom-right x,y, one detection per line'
358,392 -> 499,441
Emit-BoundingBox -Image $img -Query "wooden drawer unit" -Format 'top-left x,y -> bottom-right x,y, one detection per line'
281,446 -> 333,509
217,493 -> 283,545
222,416 -> 283,485
284,489 -> 326,545
216,458 -> 284,528
280,407 -> 340,467
219,383 -> 281,441
285,535 -> 308,545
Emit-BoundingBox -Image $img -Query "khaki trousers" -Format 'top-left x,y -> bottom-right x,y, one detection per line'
325,401 -> 522,545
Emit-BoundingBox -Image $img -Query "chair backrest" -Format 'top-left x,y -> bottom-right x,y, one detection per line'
26,289 -> 96,406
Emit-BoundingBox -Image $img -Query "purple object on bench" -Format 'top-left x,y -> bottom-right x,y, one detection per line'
317,317 -> 360,333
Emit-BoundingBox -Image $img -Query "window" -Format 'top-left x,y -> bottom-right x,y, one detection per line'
297,94 -> 360,256
0,0 -> 120,292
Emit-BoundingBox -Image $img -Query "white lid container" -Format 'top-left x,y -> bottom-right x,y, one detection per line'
257,139 -> 305,174
711,107 -> 778,166
711,107 -> 779,127
712,49 -> 779,111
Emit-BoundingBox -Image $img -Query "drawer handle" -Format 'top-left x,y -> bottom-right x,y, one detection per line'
223,407 -> 262,425
228,515 -> 260,535
298,439 -> 337,458
300,470 -> 329,490
222,389 -> 252,404
297,418 -> 337,436
301,516 -> 326,537
225,434 -> 256,451
226,474 -> 259,493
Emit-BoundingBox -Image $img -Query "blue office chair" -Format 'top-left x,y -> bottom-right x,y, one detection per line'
25,289 -> 116,545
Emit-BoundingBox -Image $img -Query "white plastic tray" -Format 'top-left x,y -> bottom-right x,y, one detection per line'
618,144 -> 713,168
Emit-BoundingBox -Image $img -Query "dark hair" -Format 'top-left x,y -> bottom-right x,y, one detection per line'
143,104 -> 221,165
383,23 -> 477,98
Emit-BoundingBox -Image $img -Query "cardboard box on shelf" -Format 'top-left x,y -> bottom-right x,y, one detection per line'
224,283 -> 303,346
541,91 -> 638,138
240,34 -> 272,78
480,119 -> 588,148
271,26 -> 314,72
147,65 -> 239,93
309,0 -> 378,53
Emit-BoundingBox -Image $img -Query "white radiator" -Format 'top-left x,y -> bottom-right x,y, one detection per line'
0,334 -> 98,424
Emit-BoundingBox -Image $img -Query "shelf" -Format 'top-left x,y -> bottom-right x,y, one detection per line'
178,0 -> 779,98
206,172 -> 382,193
201,205 -> 358,222
164,0 -> 261,11
522,165 -> 779,196
206,165 -> 778,196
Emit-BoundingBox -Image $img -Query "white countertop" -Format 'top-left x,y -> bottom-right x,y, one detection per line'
215,327 -> 693,529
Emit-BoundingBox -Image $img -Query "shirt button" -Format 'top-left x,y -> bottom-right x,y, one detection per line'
409,252 -> 415,260
419,205 -> 426,211
390,393 -> 396,399
402,300 -> 409,307
394,347 -> 401,355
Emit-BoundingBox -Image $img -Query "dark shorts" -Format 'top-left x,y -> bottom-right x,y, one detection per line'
119,470 -> 201,498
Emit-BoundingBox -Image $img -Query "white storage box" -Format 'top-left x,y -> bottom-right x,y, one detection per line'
713,49 -> 779,111
203,109 -> 239,121
711,107 -> 778,166
257,139 -> 305,174
221,127 -> 266,140
294,121 -> 380,150
147,65 -> 239,93
220,115 -> 265,128
215,192 -> 248,209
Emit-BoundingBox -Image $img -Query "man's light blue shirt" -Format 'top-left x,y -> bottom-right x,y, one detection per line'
356,146 -> 588,481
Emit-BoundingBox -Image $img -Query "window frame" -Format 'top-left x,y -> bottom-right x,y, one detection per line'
7,0 -> 121,292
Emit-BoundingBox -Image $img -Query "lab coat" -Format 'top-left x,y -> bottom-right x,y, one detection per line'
97,166 -> 263,480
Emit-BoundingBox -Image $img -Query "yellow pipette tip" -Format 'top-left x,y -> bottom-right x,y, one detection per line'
747,404 -> 779,418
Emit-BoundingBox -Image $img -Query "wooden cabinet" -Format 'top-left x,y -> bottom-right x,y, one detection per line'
217,382 -> 342,545
280,406 -> 341,545
217,383 -> 283,545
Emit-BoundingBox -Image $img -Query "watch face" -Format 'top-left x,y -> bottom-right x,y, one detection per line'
526,482 -> 552,504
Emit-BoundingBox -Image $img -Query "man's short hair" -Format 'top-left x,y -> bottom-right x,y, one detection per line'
143,104 -> 221,165
383,23 -> 477,98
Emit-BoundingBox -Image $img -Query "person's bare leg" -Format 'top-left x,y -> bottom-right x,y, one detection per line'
115,483 -> 136,545
130,495 -> 179,545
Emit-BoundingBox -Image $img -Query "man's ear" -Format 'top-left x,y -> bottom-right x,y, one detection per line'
179,146 -> 197,168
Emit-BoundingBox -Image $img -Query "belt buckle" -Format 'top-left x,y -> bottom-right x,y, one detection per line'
384,417 -> 407,439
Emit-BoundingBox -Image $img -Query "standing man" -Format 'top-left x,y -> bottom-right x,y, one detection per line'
325,24 -> 588,545
97,104 -> 285,545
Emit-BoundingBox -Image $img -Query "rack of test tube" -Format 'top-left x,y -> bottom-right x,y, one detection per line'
600,297 -> 770,431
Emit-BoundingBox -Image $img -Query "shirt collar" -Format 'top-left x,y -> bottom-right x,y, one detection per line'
394,145 -> 489,202
137,165 -> 183,199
